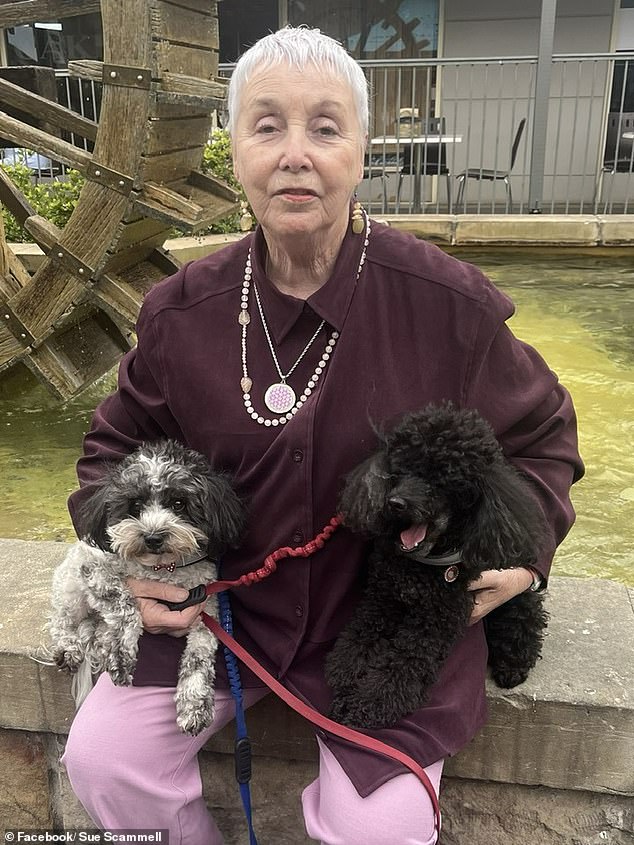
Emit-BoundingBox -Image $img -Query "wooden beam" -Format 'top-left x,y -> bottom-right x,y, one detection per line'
135,176 -> 237,233
0,78 -> 98,142
23,214 -> 61,252
68,63 -> 228,105
150,1 -> 218,51
0,112 -> 92,172
188,170 -> 240,204
67,60 -> 103,83
0,0 -> 100,28
160,72 -> 226,101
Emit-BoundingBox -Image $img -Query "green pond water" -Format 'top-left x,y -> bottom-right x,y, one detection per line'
1,250 -> 633,585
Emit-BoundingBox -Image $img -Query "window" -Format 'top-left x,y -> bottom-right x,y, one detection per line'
288,0 -> 439,59
5,14 -> 102,68
605,1 -> 634,167
219,0 -> 279,63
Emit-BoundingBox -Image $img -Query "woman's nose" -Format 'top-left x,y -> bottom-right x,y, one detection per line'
279,129 -> 313,171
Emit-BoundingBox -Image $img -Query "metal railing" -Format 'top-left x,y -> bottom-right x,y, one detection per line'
221,53 -> 634,215
7,54 -> 633,215
356,53 -> 634,214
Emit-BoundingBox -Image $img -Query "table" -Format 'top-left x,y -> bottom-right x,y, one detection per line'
370,134 -> 463,212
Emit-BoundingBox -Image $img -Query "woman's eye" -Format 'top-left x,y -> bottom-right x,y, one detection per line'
317,125 -> 338,136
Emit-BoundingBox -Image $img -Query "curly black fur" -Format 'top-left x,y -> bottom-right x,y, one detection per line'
325,403 -> 551,729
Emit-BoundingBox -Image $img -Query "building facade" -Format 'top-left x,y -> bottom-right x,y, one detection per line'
1,1 -> 632,213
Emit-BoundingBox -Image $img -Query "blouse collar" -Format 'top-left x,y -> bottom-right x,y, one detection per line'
249,217 -> 369,344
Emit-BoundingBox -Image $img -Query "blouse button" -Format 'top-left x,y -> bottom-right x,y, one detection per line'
295,604 -> 304,618
292,449 -> 304,463
292,530 -> 304,545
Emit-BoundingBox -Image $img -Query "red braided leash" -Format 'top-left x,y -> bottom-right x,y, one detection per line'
202,514 -> 442,835
204,515 -> 342,594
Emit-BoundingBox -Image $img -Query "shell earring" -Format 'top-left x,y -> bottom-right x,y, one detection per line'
239,201 -> 253,232
351,197 -> 364,234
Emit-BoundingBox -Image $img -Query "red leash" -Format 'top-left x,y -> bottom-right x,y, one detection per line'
201,516 -> 442,834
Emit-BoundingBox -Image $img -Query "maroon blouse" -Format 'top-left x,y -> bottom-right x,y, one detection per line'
69,220 -> 583,796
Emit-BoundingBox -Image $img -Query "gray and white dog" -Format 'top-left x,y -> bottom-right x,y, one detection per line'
48,440 -> 244,735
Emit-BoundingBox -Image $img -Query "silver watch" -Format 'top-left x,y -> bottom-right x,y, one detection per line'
528,568 -> 543,592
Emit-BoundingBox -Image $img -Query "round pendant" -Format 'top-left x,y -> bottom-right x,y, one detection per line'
264,382 -> 296,414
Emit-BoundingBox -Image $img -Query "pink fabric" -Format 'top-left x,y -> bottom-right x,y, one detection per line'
302,739 -> 443,845
62,674 -> 442,845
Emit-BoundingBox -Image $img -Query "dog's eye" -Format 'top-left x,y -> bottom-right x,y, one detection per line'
172,499 -> 186,513
129,499 -> 143,517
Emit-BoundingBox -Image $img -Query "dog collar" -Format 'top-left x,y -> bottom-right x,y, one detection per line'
399,547 -> 462,582
152,549 -> 212,572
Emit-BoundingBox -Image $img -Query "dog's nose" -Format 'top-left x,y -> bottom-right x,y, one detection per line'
144,533 -> 164,551
387,496 -> 408,513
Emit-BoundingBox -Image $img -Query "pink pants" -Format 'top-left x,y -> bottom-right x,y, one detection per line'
62,674 -> 443,845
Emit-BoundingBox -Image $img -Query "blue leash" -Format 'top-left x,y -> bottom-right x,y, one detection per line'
218,588 -> 259,845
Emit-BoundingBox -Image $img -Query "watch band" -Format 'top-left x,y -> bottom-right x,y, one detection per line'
527,567 -> 544,592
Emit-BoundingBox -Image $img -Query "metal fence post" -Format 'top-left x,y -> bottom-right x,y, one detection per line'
529,0 -> 558,213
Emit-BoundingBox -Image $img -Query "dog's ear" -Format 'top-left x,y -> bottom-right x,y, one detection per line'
339,451 -> 390,532
461,461 -> 548,571
203,474 -> 245,551
78,481 -> 112,550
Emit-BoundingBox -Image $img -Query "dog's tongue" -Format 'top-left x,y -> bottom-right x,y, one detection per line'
400,524 -> 428,551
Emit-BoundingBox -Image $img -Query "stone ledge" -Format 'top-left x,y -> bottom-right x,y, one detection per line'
354,214 -> 634,247
7,213 -> 634,271
453,214 -> 601,245
1,538 -> 633,799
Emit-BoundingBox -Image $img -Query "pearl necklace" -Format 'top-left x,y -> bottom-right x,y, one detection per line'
239,214 -> 371,426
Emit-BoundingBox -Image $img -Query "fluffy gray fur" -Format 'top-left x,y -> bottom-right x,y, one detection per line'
48,440 -> 244,735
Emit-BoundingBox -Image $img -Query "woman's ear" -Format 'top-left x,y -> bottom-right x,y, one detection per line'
231,140 -> 241,185
357,135 -> 368,183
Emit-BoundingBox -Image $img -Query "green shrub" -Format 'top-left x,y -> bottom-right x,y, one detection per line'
0,132 -> 250,242
0,160 -> 85,242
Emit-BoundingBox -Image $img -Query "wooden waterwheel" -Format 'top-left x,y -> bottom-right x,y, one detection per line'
0,0 -> 239,400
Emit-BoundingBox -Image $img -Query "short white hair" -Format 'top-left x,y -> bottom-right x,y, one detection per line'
226,26 -> 369,136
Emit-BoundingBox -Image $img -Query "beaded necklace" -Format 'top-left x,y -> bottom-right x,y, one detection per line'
239,214 -> 370,426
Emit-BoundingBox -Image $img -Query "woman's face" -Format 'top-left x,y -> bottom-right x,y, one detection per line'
232,63 -> 366,245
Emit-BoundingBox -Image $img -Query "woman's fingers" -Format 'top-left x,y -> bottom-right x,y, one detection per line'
467,568 -> 533,625
126,578 -> 206,635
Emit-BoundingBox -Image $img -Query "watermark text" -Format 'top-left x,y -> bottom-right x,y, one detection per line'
4,831 -> 169,844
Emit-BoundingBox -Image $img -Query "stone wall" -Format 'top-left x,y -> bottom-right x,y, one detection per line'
9,214 -> 634,278
1,538 -> 633,843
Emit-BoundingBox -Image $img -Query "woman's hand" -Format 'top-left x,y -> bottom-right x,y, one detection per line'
467,567 -> 533,625
126,578 -> 207,637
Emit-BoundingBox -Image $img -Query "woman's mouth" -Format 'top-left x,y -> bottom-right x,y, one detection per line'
276,188 -> 317,201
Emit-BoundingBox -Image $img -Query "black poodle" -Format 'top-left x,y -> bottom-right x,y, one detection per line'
325,403 -> 550,729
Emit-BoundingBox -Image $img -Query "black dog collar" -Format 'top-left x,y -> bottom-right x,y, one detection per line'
152,549 -> 212,572
399,547 -> 462,582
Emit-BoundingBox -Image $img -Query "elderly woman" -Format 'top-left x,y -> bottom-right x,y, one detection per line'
62,26 -> 583,845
